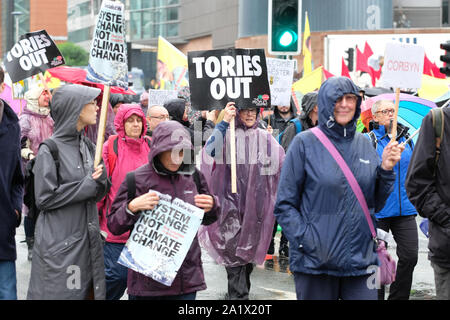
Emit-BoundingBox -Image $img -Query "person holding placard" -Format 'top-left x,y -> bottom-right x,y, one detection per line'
27,84 -> 109,300
108,120 -> 219,300
200,102 -> 285,300
365,100 -> 418,300
274,77 -> 403,300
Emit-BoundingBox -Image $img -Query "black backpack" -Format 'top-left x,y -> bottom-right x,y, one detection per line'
23,139 -> 60,222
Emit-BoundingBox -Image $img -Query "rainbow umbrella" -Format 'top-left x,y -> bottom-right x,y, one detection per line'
360,93 -> 437,144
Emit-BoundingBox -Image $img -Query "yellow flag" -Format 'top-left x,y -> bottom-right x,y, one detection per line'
156,36 -> 189,90
418,75 -> 450,101
302,12 -> 312,76
42,71 -> 61,89
292,66 -> 323,94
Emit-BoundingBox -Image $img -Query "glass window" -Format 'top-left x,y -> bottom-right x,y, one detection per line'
68,27 -> 92,43
130,12 -> 142,40
443,0 -> 449,26
167,7 -> 178,21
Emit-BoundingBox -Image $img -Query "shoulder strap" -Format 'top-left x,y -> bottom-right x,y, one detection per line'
367,131 -> 378,150
107,135 -> 119,176
144,136 -> 152,149
431,108 -> 445,171
291,118 -> 302,133
126,171 -> 136,201
193,168 -> 202,193
311,127 -> 377,239
40,139 -> 60,184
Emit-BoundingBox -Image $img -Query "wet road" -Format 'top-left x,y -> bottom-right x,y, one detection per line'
15,216 -> 435,300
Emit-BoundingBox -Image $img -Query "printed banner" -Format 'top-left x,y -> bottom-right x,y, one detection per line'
188,48 -> 271,110
3,30 -> 65,83
148,89 -> 179,107
382,42 -> 425,89
118,191 -> 204,286
266,57 -> 295,106
156,36 -> 189,90
86,0 -> 128,89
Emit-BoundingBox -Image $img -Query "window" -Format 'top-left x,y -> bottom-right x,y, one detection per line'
443,0 -> 449,26
128,1 -> 180,40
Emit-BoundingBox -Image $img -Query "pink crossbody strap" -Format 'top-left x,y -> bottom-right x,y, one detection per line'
310,127 -> 377,239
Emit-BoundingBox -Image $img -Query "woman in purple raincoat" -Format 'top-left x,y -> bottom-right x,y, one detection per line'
199,102 -> 285,300
19,86 -> 54,261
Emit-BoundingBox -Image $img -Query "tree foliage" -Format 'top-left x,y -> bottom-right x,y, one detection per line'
57,42 -> 89,66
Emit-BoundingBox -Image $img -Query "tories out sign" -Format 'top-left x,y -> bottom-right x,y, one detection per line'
188,48 -> 271,110
86,0 -> 128,89
3,30 -> 65,83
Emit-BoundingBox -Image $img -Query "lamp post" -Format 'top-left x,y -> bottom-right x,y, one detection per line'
11,11 -> 23,43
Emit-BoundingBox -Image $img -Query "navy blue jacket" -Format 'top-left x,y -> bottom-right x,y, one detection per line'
274,77 -> 396,277
0,99 -> 23,261
365,125 -> 417,219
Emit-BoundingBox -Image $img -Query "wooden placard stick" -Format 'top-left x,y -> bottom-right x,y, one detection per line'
390,88 -> 401,142
94,85 -> 111,167
230,117 -> 237,193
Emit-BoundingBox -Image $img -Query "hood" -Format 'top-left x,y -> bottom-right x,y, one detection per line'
114,103 -> 147,138
109,93 -> 125,107
51,84 -> 101,139
318,77 -> 362,140
164,98 -> 186,122
24,86 -> 50,116
299,92 -> 318,120
148,120 -> 194,174
235,108 -> 261,130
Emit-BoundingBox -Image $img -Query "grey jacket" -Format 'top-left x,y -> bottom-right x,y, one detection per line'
27,84 -> 108,300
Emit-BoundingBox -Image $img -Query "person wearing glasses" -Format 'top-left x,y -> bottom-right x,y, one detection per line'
200,102 -> 285,300
146,105 -> 170,137
274,77 -> 403,300
365,99 -> 418,300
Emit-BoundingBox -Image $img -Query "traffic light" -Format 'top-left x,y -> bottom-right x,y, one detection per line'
440,42 -> 450,76
268,0 -> 301,55
345,48 -> 354,72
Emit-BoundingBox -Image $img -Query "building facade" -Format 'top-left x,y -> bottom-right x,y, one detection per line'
1,0 -> 67,59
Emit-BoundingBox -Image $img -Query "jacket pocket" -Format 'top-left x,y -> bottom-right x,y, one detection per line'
48,231 -> 84,256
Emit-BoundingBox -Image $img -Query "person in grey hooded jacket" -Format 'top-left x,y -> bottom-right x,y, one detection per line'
27,84 -> 109,300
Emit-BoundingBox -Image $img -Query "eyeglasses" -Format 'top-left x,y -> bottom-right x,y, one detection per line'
150,115 -> 171,120
240,109 -> 257,115
336,94 -> 358,103
376,108 -> 395,116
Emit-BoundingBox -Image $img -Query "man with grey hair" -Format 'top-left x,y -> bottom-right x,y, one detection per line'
146,105 -> 170,136
365,99 -> 418,300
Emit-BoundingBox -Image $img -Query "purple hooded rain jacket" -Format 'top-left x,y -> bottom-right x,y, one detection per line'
198,110 -> 285,267
108,120 -> 220,297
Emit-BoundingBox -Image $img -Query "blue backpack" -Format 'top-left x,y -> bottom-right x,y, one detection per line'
277,118 -> 302,144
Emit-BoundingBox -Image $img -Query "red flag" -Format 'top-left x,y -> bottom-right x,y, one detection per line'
323,67 -> 335,79
432,62 -> 446,79
341,57 -> 350,78
368,67 -> 382,86
364,41 -> 373,58
423,54 -> 434,76
356,46 -> 369,72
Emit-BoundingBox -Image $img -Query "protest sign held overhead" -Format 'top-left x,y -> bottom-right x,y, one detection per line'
266,57 -> 295,106
3,30 -> 65,83
188,48 -> 271,110
118,191 -> 204,286
149,89 -> 179,107
86,0 -> 128,89
382,42 -> 425,90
